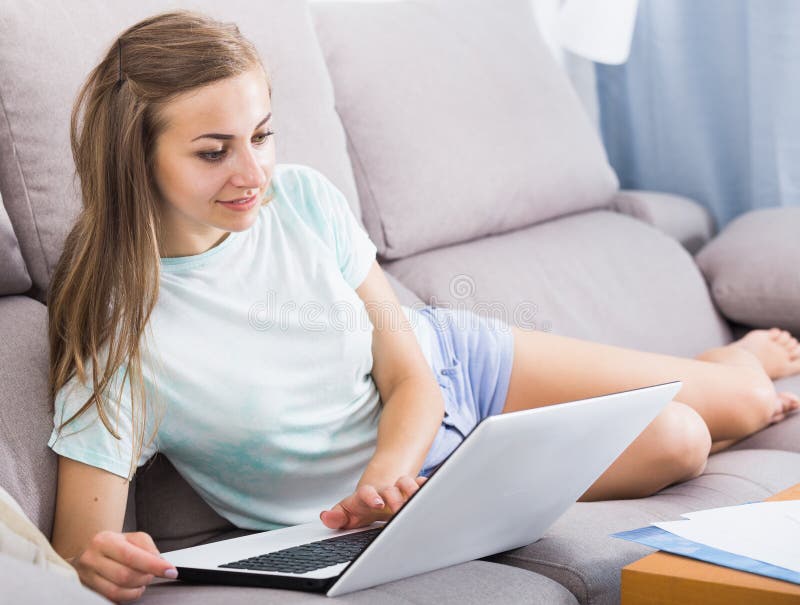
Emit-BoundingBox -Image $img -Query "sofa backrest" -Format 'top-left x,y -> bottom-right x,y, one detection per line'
0,296 -> 55,536
0,0 -> 360,303
311,0 -> 620,260
0,0 -> 727,549
383,210 -> 733,357
0,193 -> 31,297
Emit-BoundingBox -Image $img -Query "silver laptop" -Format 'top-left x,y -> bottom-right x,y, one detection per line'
162,381 -> 681,597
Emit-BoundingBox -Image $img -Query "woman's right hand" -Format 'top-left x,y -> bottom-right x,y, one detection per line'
69,530 -> 178,603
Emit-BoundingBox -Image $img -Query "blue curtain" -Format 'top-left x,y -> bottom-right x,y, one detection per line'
595,0 -> 800,229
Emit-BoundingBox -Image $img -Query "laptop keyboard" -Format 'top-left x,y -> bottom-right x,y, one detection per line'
218,527 -> 383,574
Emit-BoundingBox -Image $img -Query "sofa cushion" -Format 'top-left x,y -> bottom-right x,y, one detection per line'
384,210 -> 731,356
311,0 -> 619,260
1,552 -> 108,605
0,0 -> 359,301
0,485 -> 78,581
483,449 -> 800,605
0,193 -> 31,296
140,560 -> 579,604
610,190 -> 716,254
696,207 -> 800,333
0,296 -> 55,536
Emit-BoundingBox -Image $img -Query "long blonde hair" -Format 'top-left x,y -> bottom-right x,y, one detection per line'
48,10 -> 272,479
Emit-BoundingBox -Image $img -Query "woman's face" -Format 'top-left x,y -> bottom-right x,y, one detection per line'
153,66 -> 275,257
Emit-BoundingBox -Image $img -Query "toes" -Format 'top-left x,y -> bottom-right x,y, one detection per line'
785,357 -> 800,377
777,392 -> 800,412
769,327 -> 782,339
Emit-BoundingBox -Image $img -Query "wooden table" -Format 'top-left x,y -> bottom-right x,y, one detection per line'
621,483 -> 800,605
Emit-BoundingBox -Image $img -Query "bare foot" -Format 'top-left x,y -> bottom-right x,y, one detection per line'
731,328 -> 800,380
771,391 -> 800,424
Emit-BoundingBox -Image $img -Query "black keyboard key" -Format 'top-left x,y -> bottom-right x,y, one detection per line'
219,527 -> 383,574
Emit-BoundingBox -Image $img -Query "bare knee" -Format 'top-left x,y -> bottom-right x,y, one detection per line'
581,401 -> 712,501
657,402 -> 711,481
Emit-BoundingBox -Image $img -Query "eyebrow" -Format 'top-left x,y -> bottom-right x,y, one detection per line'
191,113 -> 272,142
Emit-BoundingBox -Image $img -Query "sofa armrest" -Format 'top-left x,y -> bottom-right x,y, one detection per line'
610,190 -> 716,254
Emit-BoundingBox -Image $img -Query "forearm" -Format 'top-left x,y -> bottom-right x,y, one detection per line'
358,375 -> 444,487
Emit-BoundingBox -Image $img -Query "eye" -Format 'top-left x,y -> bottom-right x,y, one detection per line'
197,130 -> 275,163
253,130 -> 275,145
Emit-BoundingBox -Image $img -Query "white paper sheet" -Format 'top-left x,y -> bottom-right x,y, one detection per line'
654,501 -> 800,573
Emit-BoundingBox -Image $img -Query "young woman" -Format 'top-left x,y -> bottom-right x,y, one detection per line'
47,10 -> 800,603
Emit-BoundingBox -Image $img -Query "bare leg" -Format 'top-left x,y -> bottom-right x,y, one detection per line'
500,326 -> 800,499
501,327 -> 793,441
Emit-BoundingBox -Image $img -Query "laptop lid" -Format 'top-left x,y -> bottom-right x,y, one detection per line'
328,380 -> 681,596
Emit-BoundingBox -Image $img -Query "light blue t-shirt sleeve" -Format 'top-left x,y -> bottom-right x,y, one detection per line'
285,165 -> 377,289
47,372 -> 157,480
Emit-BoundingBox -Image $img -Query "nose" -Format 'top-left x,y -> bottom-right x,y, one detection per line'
229,145 -> 267,191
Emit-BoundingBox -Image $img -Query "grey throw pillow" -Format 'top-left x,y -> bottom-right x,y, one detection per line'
696,207 -> 800,333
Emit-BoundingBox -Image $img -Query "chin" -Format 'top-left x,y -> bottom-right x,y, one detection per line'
224,214 -> 259,232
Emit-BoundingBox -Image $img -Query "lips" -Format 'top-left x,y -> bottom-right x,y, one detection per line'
217,194 -> 257,204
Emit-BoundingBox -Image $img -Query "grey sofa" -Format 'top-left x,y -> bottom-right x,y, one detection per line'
1,1 -> 799,604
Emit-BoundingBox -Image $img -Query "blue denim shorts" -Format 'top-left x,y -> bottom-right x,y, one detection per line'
416,306 -> 515,477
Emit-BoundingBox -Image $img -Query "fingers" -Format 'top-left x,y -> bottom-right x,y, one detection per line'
378,475 -> 425,514
90,555 -> 154,589
378,485 -> 404,514
395,476 -> 421,500
322,475 -> 431,530
125,531 -> 160,556
320,504 -> 350,529
98,532 -> 176,577
356,484 -> 385,510
74,531 -> 177,604
86,572 -> 147,604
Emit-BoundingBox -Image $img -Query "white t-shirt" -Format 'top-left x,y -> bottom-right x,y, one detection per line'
48,163 -> 437,530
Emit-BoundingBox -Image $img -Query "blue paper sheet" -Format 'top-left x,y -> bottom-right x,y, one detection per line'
612,525 -> 800,585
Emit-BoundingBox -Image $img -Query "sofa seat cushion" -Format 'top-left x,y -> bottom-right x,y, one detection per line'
483,449 -> 800,605
384,210 -> 731,356
696,207 -> 800,334
0,0 -> 360,301
312,0 -> 618,260
139,560 -> 578,604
